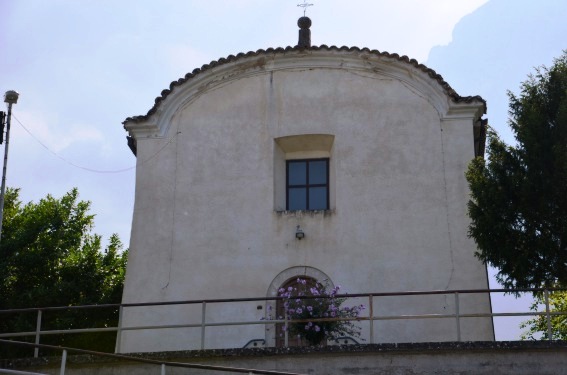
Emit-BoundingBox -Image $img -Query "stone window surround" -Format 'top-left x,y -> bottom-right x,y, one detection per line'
274,134 -> 335,212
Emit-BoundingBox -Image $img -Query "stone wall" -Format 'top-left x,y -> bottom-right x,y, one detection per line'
6,342 -> 567,375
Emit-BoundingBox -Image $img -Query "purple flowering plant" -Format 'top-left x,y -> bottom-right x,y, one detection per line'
272,278 -> 364,346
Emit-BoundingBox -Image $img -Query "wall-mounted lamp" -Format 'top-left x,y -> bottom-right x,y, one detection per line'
4,90 -> 19,104
295,225 -> 305,240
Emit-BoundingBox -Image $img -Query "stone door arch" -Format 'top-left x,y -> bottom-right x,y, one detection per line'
265,266 -> 334,347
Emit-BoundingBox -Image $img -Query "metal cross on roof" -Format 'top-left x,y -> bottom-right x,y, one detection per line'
297,0 -> 314,16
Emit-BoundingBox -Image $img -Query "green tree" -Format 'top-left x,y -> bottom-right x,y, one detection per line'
520,288 -> 567,340
0,188 -> 127,358
466,52 -> 567,290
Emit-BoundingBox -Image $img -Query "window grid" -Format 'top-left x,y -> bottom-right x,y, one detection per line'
286,158 -> 329,210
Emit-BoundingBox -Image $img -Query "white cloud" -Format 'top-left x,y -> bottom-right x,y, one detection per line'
300,0 -> 490,62
11,110 -> 104,154
409,0 -> 489,43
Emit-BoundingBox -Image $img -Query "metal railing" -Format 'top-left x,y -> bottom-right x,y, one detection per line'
0,339 -> 306,375
1,287 -> 565,360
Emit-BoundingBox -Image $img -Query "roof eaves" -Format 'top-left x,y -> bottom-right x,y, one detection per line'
123,45 -> 486,126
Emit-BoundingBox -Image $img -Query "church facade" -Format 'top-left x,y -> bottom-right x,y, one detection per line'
118,23 -> 493,353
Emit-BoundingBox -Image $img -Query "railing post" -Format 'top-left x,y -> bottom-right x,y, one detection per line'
544,289 -> 552,341
284,310 -> 289,347
161,363 -> 166,375
115,305 -> 123,353
34,310 -> 42,358
369,294 -> 374,344
201,302 -> 207,350
59,349 -> 67,375
454,292 -> 461,342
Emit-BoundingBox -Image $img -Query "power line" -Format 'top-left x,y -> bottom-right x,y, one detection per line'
11,114 -> 179,174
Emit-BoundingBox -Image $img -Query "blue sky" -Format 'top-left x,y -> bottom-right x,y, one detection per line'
1,0 -> 566,340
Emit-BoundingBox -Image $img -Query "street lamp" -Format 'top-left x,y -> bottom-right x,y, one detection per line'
0,90 -> 19,242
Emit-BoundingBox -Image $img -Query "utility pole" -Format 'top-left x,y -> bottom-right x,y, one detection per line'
0,90 -> 19,243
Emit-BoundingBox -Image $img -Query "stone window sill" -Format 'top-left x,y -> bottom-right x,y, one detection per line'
274,209 -> 335,217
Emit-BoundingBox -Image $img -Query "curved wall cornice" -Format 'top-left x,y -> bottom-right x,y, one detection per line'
124,47 -> 486,139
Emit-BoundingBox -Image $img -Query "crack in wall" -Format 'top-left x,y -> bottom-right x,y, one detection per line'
162,123 -> 181,291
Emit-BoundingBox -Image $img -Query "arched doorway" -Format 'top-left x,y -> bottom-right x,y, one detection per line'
265,266 -> 335,347
275,276 -> 318,347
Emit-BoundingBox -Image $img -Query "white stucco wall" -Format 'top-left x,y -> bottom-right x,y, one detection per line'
119,49 -> 493,353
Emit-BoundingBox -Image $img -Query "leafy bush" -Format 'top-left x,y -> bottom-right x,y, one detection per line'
271,279 -> 364,346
